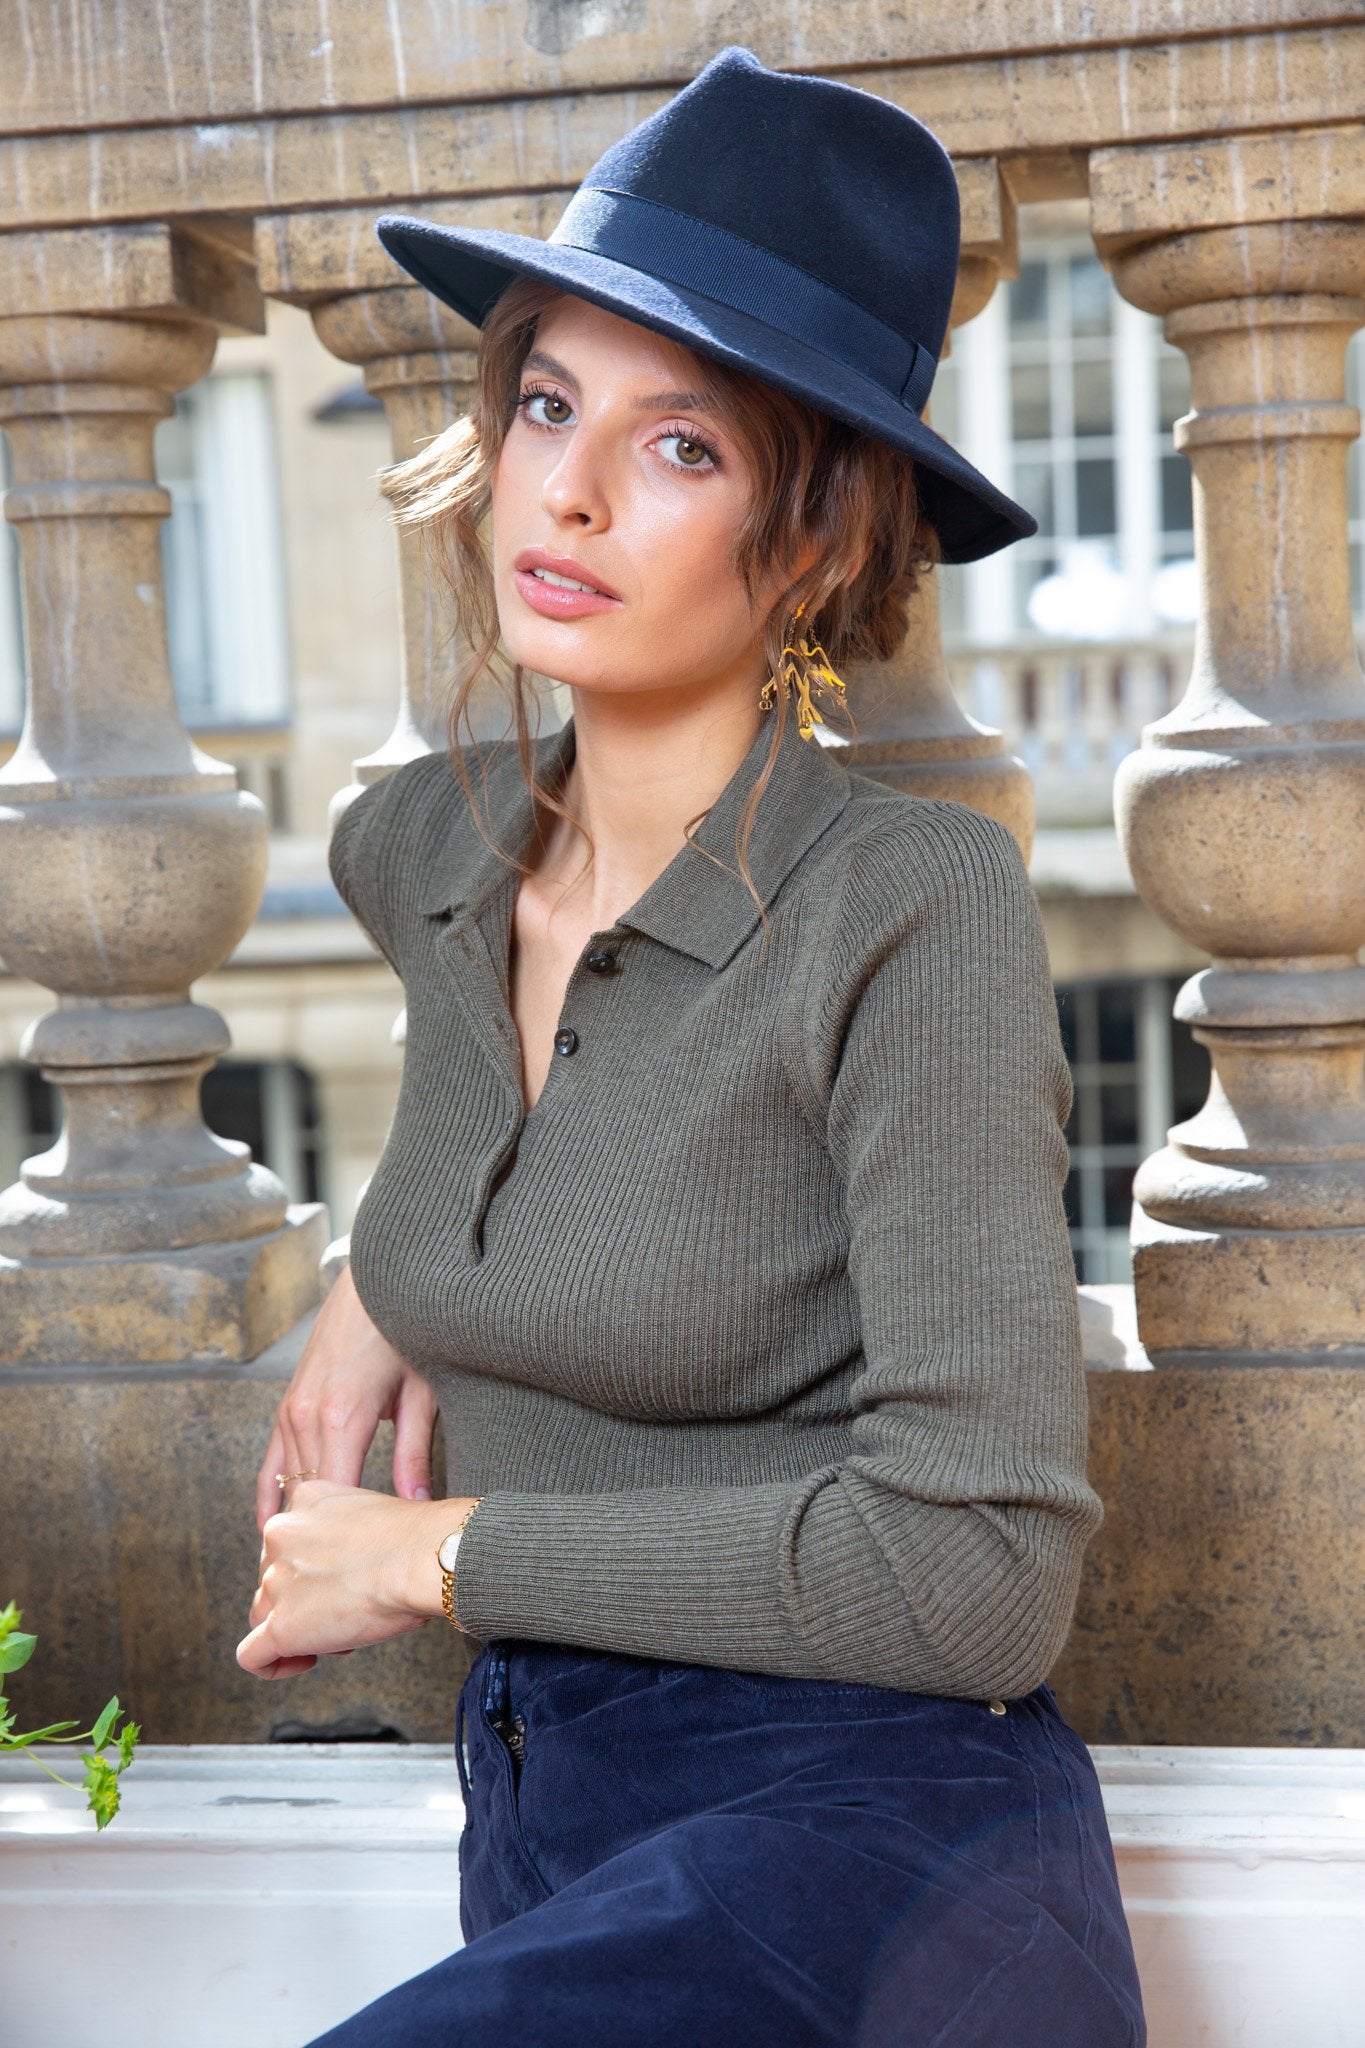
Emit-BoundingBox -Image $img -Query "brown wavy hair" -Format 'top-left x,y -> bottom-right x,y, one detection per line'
377,277 -> 940,923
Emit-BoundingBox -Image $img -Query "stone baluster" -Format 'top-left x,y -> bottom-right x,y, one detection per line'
1093,128 -> 1365,1356
845,161 -> 1034,859
257,207 -> 541,780
0,224 -> 328,1365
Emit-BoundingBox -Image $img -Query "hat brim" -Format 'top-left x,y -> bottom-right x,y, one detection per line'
375,214 -> 1035,566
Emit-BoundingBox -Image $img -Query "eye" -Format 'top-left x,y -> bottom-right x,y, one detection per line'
655,426 -> 719,473
518,385 -> 575,429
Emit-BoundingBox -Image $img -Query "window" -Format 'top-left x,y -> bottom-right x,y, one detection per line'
0,1058 -> 326,1211
935,230 -> 1196,650
0,372 -> 292,738
155,373 -> 293,727
1054,975 -> 1210,1284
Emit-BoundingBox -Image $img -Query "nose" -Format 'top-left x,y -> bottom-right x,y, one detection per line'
540,421 -> 611,532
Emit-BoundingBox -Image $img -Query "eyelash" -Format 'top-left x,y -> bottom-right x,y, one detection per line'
514,383 -> 721,474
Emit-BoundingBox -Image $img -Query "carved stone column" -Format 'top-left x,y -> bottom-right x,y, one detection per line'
311,284 -> 488,778
0,224 -> 328,1365
844,161 -> 1034,859
1094,131 -> 1365,1356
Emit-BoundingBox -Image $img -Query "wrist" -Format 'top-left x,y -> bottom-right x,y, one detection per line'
397,1496 -> 481,1621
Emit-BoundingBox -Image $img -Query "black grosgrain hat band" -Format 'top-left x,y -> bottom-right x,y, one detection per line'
549,188 -> 938,416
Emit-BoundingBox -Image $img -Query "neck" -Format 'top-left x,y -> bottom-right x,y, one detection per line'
535,685 -> 766,924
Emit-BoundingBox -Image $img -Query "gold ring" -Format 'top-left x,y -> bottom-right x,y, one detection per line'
276,1468 -> 319,1487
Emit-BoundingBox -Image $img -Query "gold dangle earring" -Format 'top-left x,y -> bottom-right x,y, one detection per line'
758,601 -> 848,741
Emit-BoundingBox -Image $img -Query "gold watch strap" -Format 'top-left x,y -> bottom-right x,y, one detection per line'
437,1497 -> 485,1631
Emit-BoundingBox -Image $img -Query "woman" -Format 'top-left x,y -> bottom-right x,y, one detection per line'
239,47 -> 1147,2047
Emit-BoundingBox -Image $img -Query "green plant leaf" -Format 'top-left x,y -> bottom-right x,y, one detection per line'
4,1718 -> 80,1743
0,1601 -> 21,1638
82,1753 -> 120,1830
89,1696 -> 120,1751
0,1632 -> 37,1675
116,1721 -> 140,1773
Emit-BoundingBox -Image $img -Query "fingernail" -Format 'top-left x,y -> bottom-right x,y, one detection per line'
414,1486 -> 432,1501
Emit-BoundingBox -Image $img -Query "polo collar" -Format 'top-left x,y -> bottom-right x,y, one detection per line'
417,710 -> 852,971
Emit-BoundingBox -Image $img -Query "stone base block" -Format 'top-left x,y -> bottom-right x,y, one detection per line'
1132,1208 -> 1365,1356
0,1204 -> 332,1366
0,1317 -> 472,1744
1053,1362 -> 1365,1746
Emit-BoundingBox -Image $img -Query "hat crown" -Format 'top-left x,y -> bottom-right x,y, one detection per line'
579,47 -> 960,366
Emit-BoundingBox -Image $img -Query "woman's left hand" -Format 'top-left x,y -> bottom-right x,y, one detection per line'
237,1481 -> 479,1681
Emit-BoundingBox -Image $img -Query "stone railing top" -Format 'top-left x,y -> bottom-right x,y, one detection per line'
0,1 -> 1351,135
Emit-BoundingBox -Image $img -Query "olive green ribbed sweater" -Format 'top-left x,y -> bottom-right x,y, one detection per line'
330,710 -> 1101,1699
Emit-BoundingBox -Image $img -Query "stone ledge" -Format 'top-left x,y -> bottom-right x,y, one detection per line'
3,1743 -> 1362,2048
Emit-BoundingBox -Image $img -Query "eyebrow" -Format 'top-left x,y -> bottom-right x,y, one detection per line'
521,350 -> 718,419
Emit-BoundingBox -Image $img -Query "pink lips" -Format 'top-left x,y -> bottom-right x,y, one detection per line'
513,547 -> 623,620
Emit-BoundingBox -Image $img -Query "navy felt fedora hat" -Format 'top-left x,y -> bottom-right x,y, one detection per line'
374,46 -> 1034,565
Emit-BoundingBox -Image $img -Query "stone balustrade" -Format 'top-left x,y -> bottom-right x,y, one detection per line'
0,1 -> 1361,1752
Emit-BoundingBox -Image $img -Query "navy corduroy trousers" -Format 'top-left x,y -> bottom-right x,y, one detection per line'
307,1639 -> 1147,2046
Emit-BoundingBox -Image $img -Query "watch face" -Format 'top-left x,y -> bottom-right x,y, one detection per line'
437,1530 -> 463,1572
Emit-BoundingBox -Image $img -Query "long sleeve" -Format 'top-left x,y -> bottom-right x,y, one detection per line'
451,802 -> 1102,1698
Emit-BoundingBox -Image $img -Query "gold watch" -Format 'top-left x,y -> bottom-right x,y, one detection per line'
436,1498 -> 484,1630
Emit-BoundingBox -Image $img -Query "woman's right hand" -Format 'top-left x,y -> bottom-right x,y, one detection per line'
254,1262 -> 439,1534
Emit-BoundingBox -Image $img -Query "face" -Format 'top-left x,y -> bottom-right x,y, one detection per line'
490,295 -> 798,715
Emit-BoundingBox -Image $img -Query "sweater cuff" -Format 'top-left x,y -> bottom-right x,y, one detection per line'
450,1481 -> 821,1674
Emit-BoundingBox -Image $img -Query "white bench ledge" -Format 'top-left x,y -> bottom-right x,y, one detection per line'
4,1744 -> 1364,2047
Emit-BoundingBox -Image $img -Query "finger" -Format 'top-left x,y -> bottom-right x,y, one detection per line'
392,1374 -> 439,1500
236,1616 -> 318,1682
239,1630 -> 319,1679
286,1389 -> 379,1493
256,1417 -> 288,1533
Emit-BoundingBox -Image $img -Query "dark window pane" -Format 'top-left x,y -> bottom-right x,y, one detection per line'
1072,359 -> 1114,435
1011,362 -> 1052,440
1169,1004 -> 1212,1124
1069,253 -> 1112,337
1099,1083 -> 1140,1147
1010,260 -> 1049,340
1161,452 -> 1193,534
202,1060 -> 266,1162
1054,986 -> 1078,1062
1103,1162 -> 1138,1227
1096,981 -> 1137,1062
1076,456 -> 1117,536
26,1070 -> 60,1141
1158,351 -> 1190,432
1064,1170 -> 1082,1226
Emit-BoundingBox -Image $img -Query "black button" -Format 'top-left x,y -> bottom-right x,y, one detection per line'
553,1027 -> 579,1056
584,947 -> 620,975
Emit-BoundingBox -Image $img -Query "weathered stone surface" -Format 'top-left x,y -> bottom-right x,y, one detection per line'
1055,1363 -> 1365,1747
1129,1216 -> 1365,1356
0,1205 -> 330,1367
0,2 -> 1340,135
0,1322 -> 473,1745
3,26 -> 1362,232
0,222 -> 263,332
257,192 -> 575,303
1092,119 -> 1365,247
